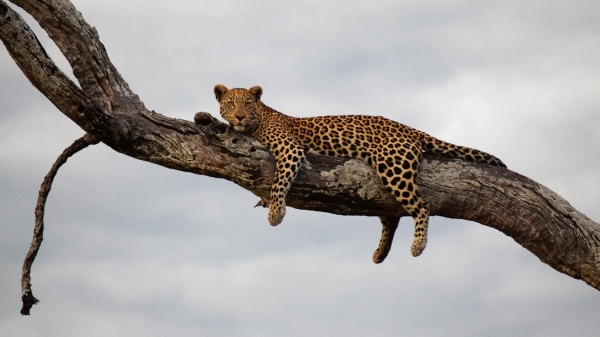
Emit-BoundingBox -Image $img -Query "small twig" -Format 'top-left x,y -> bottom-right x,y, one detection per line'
21,133 -> 100,315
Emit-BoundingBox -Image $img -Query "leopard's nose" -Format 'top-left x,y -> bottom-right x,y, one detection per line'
235,115 -> 244,121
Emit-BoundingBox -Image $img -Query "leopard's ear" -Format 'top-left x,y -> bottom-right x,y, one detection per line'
248,86 -> 263,100
214,84 -> 229,102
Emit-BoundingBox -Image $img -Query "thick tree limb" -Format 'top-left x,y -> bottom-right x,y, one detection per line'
0,0 -> 109,133
1,0 -> 599,311
9,0 -> 144,111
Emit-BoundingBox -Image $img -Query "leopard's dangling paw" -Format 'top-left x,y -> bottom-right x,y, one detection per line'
255,198 -> 285,226
267,201 -> 286,226
410,237 -> 427,257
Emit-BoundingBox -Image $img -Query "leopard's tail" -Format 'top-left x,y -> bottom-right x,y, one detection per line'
420,132 -> 506,168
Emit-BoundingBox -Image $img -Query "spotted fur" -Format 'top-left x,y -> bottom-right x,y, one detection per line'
212,84 -> 506,260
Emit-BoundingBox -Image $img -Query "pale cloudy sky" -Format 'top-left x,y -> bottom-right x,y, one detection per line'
1,0 -> 600,336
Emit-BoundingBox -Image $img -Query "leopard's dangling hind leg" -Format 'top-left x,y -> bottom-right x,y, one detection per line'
373,146 -> 429,257
372,215 -> 400,263
404,196 -> 429,257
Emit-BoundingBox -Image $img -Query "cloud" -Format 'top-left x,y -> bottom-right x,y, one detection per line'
1,0 -> 599,336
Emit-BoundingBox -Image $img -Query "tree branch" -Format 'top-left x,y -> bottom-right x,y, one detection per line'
10,0 -> 143,111
20,133 -> 100,315
1,0 -> 598,314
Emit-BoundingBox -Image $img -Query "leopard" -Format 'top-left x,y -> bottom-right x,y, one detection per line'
212,84 -> 506,262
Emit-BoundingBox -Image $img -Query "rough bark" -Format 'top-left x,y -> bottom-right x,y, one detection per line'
1,0 -> 599,294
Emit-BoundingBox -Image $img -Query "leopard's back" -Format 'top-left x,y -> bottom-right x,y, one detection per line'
289,114 -> 505,168
290,115 -> 421,164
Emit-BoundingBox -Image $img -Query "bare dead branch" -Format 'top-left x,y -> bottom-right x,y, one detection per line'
0,0 -> 106,131
21,133 -> 100,315
9,0 -> 143,111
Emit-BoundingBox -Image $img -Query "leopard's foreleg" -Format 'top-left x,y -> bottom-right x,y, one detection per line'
266,141 -> 305,226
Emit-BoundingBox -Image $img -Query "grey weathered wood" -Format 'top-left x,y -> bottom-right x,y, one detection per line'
1,0 -> 599,291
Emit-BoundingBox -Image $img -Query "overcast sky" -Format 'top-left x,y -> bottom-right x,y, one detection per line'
1,0 -> 600,336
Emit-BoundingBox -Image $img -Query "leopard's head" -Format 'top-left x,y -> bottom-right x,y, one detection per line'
214,84 -> 263,134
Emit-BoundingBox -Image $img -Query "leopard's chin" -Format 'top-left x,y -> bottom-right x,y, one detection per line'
233,125 -> 246,132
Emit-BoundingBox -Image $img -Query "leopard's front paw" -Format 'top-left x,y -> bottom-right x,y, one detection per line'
268,203 -> 286,226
